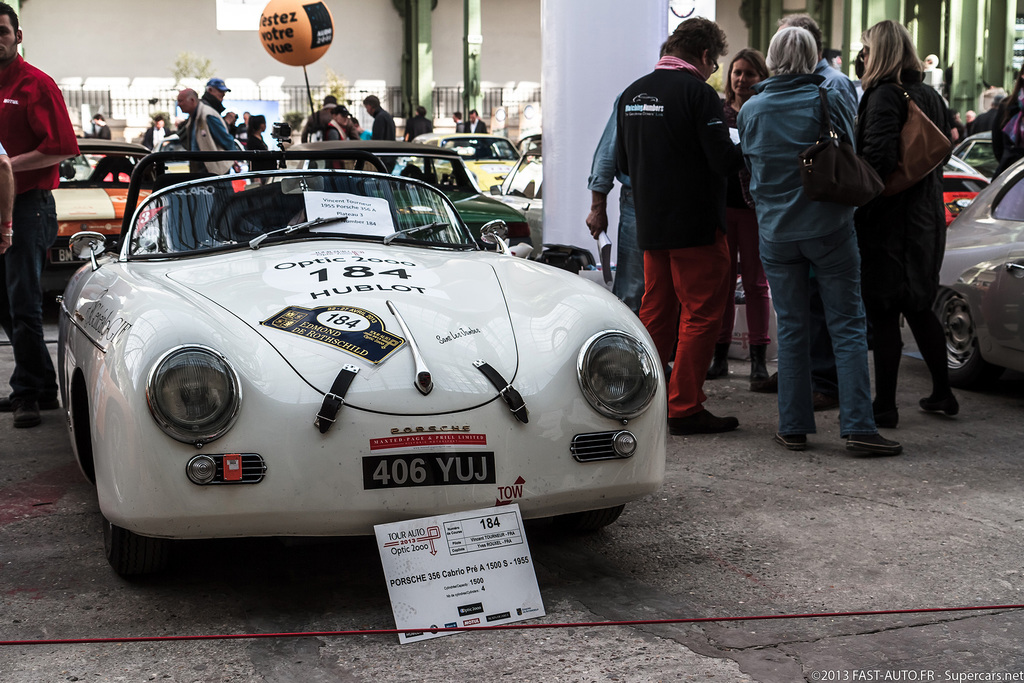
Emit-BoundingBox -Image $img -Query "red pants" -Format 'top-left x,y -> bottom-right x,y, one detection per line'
718,207 -> 771,345
640,233 -> 731,418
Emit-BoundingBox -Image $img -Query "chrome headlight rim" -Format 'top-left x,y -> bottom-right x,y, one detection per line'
146,344 -> 242,446
576,330 -> 659,421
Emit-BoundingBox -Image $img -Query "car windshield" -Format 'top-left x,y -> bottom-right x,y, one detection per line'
128,171 -> 475,257
442,137 -> 519,162
505,155 -> 543,199
59,153 -> 143,187
307,155 -> 479,194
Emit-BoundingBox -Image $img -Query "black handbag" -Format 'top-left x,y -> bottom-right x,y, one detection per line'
798,88 -> 884,206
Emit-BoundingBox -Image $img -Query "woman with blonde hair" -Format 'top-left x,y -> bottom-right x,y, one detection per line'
854,20 -> 956,428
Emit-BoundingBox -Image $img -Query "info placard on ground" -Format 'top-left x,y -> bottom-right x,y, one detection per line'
374,504 -> 545,643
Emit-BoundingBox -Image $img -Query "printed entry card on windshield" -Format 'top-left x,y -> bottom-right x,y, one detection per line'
303,192 -> 394,237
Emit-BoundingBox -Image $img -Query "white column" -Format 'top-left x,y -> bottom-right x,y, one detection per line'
540,0 -> 666,254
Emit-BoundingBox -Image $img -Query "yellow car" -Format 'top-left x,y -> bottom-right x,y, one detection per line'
412,133 -> 520,192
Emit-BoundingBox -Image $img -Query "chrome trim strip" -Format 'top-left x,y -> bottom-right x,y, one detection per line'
386,300 -> 433,395
60,301 -> 107,353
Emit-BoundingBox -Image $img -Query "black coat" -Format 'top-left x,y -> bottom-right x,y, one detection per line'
616,68 -> 742,250
991,96 -> 1024,177
371,108 -> 397,141
854,71 -> 951,312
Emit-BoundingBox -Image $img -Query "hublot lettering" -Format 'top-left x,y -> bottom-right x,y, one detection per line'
310,284 -> 426,299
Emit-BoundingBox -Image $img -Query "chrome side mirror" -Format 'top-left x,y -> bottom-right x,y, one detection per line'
479,220 -> 510,255
69,231 -> 107,271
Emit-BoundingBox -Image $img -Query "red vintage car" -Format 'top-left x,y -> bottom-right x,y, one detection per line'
942,156 -> 989,226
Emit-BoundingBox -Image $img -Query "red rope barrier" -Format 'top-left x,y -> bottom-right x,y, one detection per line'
2,603 -> 1023,646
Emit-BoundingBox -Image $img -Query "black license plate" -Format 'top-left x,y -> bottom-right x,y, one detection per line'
362,452 -> 496,489
50,247 -> 80,263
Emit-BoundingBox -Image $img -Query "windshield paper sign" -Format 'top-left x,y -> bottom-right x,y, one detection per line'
261,304 -> 405,364
303,192 -> 395,237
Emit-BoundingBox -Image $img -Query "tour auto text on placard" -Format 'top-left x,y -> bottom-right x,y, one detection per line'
374,504 -> 545,644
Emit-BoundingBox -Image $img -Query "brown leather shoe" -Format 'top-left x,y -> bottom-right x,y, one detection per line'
750,372 -> 777,393
668,410 -> 739,435
11,399 -> 41,428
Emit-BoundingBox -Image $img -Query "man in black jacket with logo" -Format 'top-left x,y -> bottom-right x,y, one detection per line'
616,17 -> 743,435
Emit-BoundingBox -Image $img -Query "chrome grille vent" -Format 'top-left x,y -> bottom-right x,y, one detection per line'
570,430 -> 636,462
187,453 -> 267,485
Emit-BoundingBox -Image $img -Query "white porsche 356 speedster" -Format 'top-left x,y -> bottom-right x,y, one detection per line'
58,148 -> 666,576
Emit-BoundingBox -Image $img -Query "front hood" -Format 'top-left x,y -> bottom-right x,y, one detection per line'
164,243 -> 518,414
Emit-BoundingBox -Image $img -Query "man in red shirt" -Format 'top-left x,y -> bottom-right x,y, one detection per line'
0,2 -> 79,428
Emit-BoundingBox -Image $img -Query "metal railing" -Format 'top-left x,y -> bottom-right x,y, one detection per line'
433,86 -> 542,123
62,84 -> 541,124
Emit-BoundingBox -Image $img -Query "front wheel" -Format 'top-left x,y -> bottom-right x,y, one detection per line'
103,517 -> 171,577
935,289 -> 1004,388
553,504 -> 625,533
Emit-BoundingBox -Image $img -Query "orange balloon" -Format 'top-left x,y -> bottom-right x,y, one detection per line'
259,0 -> 334,67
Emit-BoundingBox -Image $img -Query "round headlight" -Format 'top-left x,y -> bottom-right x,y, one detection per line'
577,331 -> 658,420
147,345 -> 241,445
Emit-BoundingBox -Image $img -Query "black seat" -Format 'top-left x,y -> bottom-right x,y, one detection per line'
90,156 -> 136,184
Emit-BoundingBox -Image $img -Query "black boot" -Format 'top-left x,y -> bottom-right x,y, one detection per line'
706,343 -> 730,380
749,344 -> 769,388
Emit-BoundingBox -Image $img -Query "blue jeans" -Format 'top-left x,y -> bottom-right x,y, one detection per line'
612,188 -> 643,315
808,276 -> 839,397
0,190 -> 59,402
758,227 -> 875,437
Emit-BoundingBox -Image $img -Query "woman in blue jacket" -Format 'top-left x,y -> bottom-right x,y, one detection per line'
738,26 -> 901,455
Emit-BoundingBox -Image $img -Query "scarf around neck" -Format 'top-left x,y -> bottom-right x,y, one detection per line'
1003,90 -> 1024,146
656,55 -> 705,80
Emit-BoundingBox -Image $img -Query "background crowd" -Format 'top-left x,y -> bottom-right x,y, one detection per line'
0,0 -> 1005,447
591,13 -> 977,456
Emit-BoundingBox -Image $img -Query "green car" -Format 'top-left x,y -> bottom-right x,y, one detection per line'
952,131 -> 997,179
291,141 -> 532,250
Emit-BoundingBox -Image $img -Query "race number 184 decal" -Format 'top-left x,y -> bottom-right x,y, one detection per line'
261,304 -> 405,364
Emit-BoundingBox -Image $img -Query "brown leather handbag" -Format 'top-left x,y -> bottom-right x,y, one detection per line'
881,85 -> 952,196
799,88 -> 884,206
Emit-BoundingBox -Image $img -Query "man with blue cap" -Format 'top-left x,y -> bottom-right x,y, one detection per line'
177,81 -> 234,174
202,77 -> 231,113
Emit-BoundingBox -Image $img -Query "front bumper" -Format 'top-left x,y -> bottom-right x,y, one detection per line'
94,389 -> 666,539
